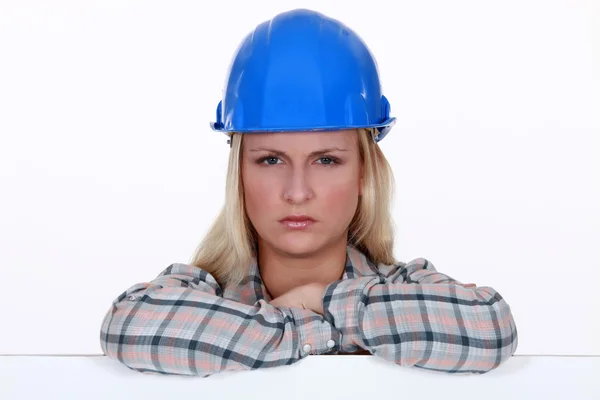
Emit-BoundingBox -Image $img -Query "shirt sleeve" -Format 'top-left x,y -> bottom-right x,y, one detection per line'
322,257 -> 519,374
100,263 -> 340,377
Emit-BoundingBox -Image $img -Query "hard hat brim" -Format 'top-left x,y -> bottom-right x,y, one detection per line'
210,117 -> 396,142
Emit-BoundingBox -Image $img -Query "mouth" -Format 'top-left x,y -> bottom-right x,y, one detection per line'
279,215 -> 316,230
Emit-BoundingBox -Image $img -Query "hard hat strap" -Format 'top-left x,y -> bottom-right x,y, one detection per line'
370,128 -> 379,143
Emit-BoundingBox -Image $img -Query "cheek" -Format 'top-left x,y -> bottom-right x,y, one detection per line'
314,173 -> 360,219
242,169 -> 279,221
242,165 -> 361,224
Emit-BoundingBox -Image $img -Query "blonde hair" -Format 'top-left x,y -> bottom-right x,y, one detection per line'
189,128 -> 396,288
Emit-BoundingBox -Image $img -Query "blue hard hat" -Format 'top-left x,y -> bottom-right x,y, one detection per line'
210,8 -> 396,142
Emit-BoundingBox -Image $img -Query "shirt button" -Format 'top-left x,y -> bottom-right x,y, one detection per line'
326,340 -> 335,349
302,344 -> 312,353
127,295 -> 137,301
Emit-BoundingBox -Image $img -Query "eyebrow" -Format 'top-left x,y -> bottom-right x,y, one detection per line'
248,147 -> 348,158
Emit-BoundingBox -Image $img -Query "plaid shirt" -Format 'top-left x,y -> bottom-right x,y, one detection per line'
100,245 -> 518,376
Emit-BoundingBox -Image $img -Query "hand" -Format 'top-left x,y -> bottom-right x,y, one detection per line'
269,283 -> 326,316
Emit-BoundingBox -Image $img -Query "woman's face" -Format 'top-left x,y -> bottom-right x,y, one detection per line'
241,129 -> 362,257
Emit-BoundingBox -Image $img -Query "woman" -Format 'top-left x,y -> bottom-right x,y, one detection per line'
100,8 -> 518,377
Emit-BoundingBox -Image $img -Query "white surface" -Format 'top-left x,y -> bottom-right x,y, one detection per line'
1,355 -> 599,400
0,0 -> 599,356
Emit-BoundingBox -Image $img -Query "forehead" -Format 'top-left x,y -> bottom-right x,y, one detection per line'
242,129 -> 358,150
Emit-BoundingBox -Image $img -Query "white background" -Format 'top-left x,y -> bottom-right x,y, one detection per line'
0,0 -> 598,368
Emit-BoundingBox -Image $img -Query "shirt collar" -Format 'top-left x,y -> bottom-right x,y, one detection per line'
247,245 -> 381,302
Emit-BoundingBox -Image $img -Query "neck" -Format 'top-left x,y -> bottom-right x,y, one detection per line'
257,238 -> 348,299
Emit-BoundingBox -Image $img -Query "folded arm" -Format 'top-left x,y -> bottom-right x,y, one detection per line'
100,263 -> 340,377
322,258 -> 518,374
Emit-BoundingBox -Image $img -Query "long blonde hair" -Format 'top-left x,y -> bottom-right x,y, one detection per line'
189,128 -> 396,288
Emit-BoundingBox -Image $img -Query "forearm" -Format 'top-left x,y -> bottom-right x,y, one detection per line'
322,276 -> 518,374
100,263 -> 339,377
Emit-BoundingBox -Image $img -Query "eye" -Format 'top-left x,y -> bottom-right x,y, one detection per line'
259,156 -> 282,165
316,156 -> 339,165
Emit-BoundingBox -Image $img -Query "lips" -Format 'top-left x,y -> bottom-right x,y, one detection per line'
279,215 -> 316,230
280,215 -> 315,222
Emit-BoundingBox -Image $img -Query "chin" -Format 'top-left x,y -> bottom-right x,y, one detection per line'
270,234 -> 324,257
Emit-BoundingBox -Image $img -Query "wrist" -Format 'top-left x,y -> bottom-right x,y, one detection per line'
307,282 -> 326,314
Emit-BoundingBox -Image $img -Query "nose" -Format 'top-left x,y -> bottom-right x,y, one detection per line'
283,166 -> 314,204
